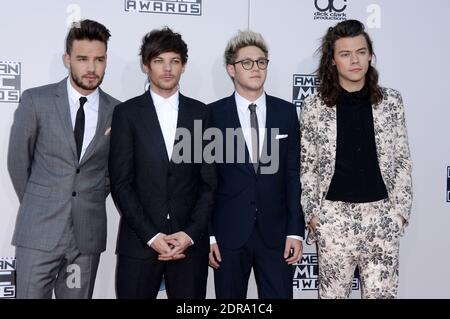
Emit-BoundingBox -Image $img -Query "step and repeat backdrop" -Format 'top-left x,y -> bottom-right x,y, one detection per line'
1,0 -> 449,299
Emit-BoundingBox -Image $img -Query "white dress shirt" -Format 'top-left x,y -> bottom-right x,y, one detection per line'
151,89 -> 179,160
67,77 -> 99,161
210,91 -> 302,245
235,91 -> 266,161
146,89 -> 193,247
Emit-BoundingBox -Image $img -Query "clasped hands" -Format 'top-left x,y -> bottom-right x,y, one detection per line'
150,231 -> 192,261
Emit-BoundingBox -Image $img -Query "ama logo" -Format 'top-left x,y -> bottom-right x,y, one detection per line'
293,74 -> 320,108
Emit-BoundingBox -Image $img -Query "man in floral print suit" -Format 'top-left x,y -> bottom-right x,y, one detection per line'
300,20 -> 412,299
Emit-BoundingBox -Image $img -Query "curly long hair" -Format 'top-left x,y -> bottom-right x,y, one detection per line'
317,19 -> 383,107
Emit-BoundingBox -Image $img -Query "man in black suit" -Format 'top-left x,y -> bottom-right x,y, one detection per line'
109,27 -> 216,299
208,30 -> 305,298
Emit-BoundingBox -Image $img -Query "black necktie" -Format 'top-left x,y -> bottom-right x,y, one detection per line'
74,96 -> 87,161
248,103 -> 259,173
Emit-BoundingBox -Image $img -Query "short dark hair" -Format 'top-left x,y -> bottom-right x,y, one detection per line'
65,19 -> 111,54
140,27 -> 188,66
317,19 -> 382,107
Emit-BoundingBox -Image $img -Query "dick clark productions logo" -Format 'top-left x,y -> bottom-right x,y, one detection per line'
314,0 -> 348,20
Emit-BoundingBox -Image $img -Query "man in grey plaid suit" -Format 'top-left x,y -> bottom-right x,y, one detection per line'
7,20 -> 120,299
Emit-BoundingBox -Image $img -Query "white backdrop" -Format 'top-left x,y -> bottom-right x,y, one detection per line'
1,0 -> 449,299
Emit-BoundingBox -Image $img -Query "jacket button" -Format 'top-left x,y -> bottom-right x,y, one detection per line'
76,169 -> 80,174
72,192 -> 77,197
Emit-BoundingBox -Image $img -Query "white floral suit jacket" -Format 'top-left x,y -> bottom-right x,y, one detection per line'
300,87 -> 412,228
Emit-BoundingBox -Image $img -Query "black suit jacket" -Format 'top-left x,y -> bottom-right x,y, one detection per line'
209,93 -> 305,250
109,91 -> 216,259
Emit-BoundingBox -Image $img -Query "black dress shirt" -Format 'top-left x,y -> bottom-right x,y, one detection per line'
326,86 -> 388,203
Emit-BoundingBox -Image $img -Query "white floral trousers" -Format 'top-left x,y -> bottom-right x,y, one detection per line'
312,199 -> 403,299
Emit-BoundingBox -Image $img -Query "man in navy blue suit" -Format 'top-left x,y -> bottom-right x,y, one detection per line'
208,30 -> 305,299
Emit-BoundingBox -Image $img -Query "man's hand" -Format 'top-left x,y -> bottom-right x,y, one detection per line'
149,233 -> 173,255
209,243 -> 222,269
309,216 -> 319,232
158,231 -> 192,261
400,215 -> 407,226
284,238 -> 303,265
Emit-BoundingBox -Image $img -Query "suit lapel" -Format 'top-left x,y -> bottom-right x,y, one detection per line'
227,94 -> 255,176
262,95 -> 276,171
170,94 -> 191,164
54,78 -> 78,164
371,100 -> 389,184
323,103 -> 337,189
79,88 -> 112,165
137,92 -> 170,165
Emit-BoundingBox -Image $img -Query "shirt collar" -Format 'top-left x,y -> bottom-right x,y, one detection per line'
338,84 -> 369,103
234,91 -> 266,112
234,91 -> 266,113
150,89 -> 179,111
66,77 -> 99,107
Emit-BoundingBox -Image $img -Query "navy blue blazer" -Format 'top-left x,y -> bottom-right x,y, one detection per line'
208,93 -> 305,250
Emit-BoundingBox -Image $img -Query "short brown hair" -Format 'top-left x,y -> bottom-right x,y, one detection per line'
140,27 -> 188,66
65,19 -> 111,54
